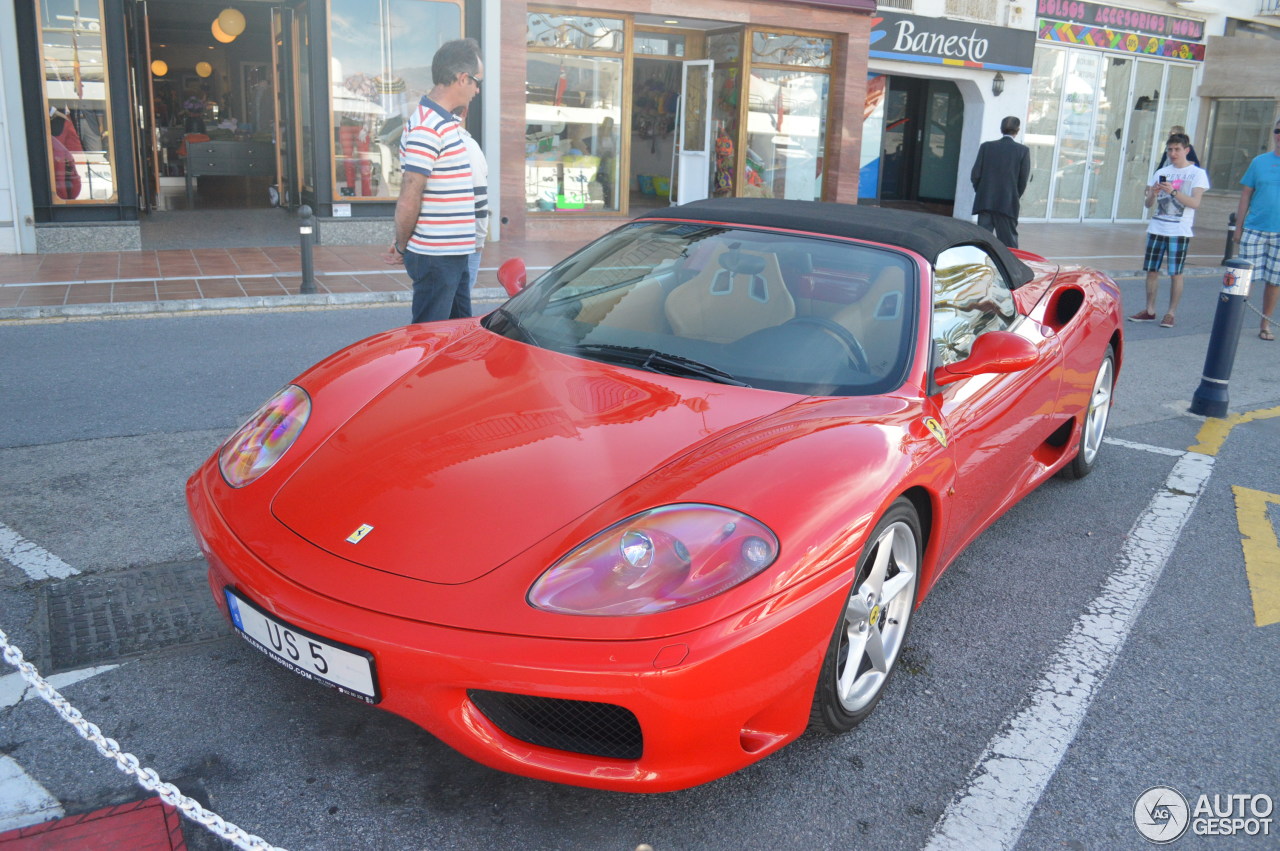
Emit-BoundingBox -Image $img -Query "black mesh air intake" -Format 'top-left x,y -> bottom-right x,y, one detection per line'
467,690 -> 642,760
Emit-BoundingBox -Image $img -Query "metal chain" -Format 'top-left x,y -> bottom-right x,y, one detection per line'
1241,295 -> 1275,331
0,626 -> 287,851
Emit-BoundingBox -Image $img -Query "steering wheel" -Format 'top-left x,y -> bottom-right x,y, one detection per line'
788,317 -> 871,373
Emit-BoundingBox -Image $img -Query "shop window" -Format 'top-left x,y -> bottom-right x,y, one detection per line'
744,31 -> 832,202
751,32 -> 831,69
744,69 -> 828,201
709,30 -> 743,198
525,11 -> 624,213
528,12 -> 624,53
635,32 -> 686,58
36,0 -> 116,203
327,0 -> 462,201
1206,99 -> 1276,193
525,54 -> 623,212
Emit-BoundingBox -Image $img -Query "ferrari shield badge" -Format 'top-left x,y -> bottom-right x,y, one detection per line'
924,418 -> 948,448
346,523 -> 374,544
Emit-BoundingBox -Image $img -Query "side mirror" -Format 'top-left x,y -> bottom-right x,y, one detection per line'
497,258 -> 528,297
933,330 -> 1039,387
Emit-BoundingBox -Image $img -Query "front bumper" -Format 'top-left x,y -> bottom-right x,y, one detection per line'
187,464 -> 849,792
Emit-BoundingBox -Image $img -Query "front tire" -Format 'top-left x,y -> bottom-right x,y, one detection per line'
809,498 -> 921,734
1058,344 -> 1115,480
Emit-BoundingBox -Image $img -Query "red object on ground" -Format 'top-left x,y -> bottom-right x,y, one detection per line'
0,798 -> 186,850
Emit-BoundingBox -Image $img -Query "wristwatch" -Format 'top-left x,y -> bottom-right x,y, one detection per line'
392,242 -> 405,256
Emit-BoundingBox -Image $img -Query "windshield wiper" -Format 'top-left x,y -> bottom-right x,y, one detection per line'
485,307 -> 538,344
571,343 -> 751,387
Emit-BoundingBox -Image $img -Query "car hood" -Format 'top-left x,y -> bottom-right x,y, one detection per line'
270,331 -> 797,584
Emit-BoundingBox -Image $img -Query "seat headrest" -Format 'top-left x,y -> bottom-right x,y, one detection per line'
718,250 -> 767,275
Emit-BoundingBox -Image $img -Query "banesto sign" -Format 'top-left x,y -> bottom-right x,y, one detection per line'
870,11 -> 1035,73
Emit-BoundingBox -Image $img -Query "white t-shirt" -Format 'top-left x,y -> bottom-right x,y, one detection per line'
1147,163 -> 1210,237
459,127 -> 489,250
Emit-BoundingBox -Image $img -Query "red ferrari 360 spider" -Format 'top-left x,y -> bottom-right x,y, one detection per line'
187,199 -> 1122,792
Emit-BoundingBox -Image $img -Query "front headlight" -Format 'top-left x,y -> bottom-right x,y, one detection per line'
218,385 -> 311,488
528,504 -> 779,616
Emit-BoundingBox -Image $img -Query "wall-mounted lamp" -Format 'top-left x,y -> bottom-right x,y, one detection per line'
150,59 -> 168,77
992,72 -> 1005,97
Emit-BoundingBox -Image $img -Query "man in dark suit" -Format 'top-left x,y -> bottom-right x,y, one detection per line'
971,116 -> 1031,247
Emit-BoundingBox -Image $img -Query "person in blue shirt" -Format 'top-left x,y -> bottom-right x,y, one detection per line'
1234,117 -> 1280,340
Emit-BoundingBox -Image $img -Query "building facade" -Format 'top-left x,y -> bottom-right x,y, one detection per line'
0,0 -> 1275,255
0,0 -> 877,254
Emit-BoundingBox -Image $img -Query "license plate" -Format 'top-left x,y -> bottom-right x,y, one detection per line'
224,588 -> 380,704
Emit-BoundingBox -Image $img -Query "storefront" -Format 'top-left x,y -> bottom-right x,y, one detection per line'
11,0 -> 482,252
859,11 -> 1036,218
504,0 -> 875,245
7,0 -> 875,252
1023,0 -> 1206,222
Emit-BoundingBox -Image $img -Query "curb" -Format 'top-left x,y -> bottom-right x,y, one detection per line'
0,287 -> 510,322
0,267 -> 1235,322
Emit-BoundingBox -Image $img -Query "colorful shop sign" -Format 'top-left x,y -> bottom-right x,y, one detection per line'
1038,19 -> 1205,61
1036,0 -> 1204,41
869,12 -> 1035,73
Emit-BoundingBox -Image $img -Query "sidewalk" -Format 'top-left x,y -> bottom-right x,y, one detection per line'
0,217 -> 1234,322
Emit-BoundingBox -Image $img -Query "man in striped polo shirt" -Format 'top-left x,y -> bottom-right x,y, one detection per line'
385,38 -> 483,323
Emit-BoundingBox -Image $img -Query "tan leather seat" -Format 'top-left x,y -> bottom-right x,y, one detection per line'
664,248 -> 795,344
591,277 -> 672,333
833,265 -> 906,374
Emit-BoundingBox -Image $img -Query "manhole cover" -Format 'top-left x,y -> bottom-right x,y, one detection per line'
42,560 -> 229,672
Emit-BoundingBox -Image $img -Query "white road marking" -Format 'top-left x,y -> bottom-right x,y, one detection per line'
0,665 -> 119,709
0,523 -> 78,580
0,664 -> 119,832
0,756 -> 64,832
1103,436 -> 1186,457
923,450 -> 1215,851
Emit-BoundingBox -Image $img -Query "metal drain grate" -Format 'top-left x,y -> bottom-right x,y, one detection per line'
42,560 -> 228,672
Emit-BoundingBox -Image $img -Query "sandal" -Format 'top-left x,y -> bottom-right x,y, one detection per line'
1261,328 -> 1275,341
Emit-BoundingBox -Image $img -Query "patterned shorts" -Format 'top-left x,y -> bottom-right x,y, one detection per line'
1143,234 -> 1190,276
1237,228 -> 1280,286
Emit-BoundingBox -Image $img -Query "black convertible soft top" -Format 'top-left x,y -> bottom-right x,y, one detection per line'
635,198 -> 1035,288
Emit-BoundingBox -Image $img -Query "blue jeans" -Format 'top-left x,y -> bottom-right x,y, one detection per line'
458,249 -> 482,319
405,252 -> 470,324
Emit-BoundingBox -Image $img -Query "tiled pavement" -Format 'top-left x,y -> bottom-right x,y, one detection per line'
0,220 -> 1236,319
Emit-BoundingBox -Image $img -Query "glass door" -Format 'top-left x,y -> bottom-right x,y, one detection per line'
1051,50 -> 1099,220
272,6 -> 296,208
674,59 -> 714,206
918,80 -> 961,203
125,0 -> 158,211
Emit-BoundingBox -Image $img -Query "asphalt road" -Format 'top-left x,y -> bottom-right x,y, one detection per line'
1,275 -> 1276,850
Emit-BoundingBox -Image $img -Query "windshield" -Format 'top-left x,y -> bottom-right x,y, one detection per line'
482,222 -> 919,396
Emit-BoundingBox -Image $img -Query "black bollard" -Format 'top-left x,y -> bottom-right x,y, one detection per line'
298,204 -> 316,295
1221,212 -> 1236,265
1189,259 -> 1253,418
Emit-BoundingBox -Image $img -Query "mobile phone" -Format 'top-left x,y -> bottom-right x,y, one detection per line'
1158,176 -> 1168,183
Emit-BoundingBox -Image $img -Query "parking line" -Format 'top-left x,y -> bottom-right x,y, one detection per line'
1232,486 -> 1280,628
1189,404 -> 1280,456
0,755 -> 64,832
0,523 -> 78,580
922,450 -> 1215,851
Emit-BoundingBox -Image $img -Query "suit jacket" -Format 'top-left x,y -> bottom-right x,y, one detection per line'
971,135 -> 1031,218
